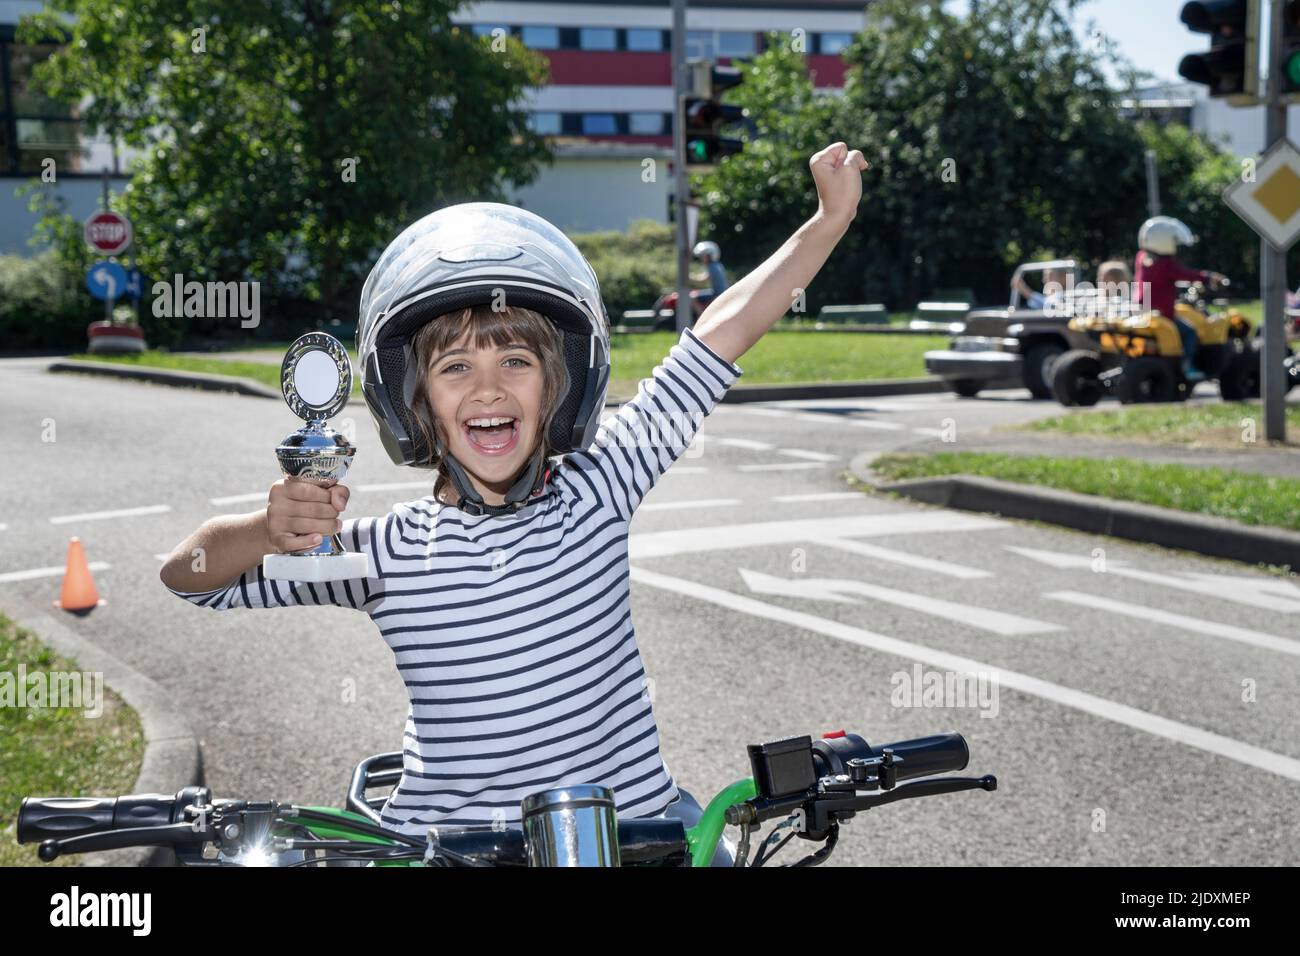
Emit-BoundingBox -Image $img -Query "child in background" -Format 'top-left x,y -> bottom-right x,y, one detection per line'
1132,217 -> 1227,381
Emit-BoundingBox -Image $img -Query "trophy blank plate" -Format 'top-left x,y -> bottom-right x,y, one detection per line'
263,551 -> 372,583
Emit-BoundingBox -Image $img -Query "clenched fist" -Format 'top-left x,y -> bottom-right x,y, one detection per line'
265,477 -> 350,554
809,142 -> 867,226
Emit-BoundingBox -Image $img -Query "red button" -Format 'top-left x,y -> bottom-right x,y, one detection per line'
822,729 -> 846,739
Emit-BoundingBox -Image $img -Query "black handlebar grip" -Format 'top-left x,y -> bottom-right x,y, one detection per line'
813,732 -> 969,783
18,796 -> 118,844
876,733 -> 970,781
17,793 -> 180,845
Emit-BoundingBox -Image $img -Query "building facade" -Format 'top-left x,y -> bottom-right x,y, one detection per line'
0,0 -> 866,253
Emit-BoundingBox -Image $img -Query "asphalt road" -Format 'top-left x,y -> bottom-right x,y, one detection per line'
3,360 -> 1298,866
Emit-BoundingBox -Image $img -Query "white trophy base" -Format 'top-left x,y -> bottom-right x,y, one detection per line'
263,551 -> 372,583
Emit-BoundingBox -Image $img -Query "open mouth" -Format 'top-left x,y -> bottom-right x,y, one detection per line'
462,416 -> 520,456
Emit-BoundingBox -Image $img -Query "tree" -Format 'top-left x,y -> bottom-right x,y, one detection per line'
698,0 -> 1157,310
19,1 -> 552,342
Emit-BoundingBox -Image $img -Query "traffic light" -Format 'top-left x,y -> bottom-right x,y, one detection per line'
1283,0 -> 1300,99
682,62 -> 747,169
1178,0 -> 1259,104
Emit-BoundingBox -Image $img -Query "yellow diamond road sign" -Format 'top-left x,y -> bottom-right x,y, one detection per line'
1224,138 -> 1300,251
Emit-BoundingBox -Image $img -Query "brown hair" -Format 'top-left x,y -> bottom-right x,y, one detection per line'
408,303 -> 567,506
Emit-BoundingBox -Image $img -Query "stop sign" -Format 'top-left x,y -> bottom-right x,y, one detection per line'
84,210 -> 133,255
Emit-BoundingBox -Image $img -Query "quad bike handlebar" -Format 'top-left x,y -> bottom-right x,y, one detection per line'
18,730 -> 996,868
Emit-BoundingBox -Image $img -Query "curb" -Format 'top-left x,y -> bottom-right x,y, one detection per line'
718,377 -> 948,403
14,612 -> 203,868
847,451 -> 1300,571
47,358 -> 951,405
49,360 -> 282,400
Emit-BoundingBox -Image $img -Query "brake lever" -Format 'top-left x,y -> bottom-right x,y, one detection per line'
805,774 -> 997,834
38,822 -> 209,861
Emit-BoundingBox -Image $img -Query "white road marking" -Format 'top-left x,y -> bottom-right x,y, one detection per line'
740,568 -> 1059,634
49,505 -> 171,524
776,448 -> 840,461
213,481 -> 434,507
1044,591 -> 1300,658
815,537 -> 992,579
911,427 -> 947,437
210,492 -> 267,506
0,523 -> 7,531
641,498 -> 743,512
714,437 -> 774,451
629,511 -> 1005,560
1173,572 -> 1300,613
0,562 -> 111,584
628,567 -> 1300,783
847,419 -> 906,431
154,553 -> 171,561
738,462 -> 826,472
722,404 -> 905,430
772,492 -> 863,503
1006,546 -> 1300,614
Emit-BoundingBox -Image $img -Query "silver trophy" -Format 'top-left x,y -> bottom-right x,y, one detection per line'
262,332 -> 372,583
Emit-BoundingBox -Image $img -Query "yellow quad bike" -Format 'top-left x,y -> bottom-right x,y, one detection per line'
1049,283 -> 1257,406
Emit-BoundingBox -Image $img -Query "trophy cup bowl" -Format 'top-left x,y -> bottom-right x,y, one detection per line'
262,332 -> 373,583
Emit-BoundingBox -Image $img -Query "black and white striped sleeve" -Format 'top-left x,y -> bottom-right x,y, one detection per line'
163,512 -> 396,612
570,326 -> 742,521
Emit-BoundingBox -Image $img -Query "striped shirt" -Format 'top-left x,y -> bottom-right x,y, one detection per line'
165,326 -> 743,837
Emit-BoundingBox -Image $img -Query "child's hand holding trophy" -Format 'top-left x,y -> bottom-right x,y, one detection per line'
263,332 -> 372,582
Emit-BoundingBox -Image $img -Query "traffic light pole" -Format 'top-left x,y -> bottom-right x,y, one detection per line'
672,0 -> 692,334
1262,0 -> 1288,441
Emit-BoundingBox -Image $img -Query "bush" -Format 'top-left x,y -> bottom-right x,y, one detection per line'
0,253 -> 95,350
572,219 -> 677,320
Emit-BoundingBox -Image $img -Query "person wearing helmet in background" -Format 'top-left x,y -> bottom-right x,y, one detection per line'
160,141 -> 870,866
1133,216 -> 1228,382
692,240 -> 728,309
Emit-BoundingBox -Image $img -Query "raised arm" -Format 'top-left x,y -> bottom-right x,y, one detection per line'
692,142 -> 866,366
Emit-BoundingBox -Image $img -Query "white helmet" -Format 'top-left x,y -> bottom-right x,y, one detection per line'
693,240 -> 721,261
1138,216 -> 1196,257
355,202 -> 610,516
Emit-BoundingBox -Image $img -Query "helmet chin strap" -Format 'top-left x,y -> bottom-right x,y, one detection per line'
435,437 -> 554,518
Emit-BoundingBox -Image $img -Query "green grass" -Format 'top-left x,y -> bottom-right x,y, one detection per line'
1018,401 -> 1300,447
75,332 -> 948,400
0,611 -> 144,866
607,331 -> 947,396
871,451 -> 1300,532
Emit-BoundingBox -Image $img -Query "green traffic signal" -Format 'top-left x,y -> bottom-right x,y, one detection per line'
1288,50 -> 1300,89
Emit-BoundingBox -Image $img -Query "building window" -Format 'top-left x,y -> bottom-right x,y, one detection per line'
581,113 -> 619,135
717,32 -> 756,57
528,112 -> 562,135
521,25 -> 559,49
579,28 -> 617,51
471,23 -> 508,39
626,29 -> 663,52
0,35 -> 89,175
686,30 -> 714,60
819,32 -> 854,55
628,112 -> 663,135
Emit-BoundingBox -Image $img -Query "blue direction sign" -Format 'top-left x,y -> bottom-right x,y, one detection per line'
124,268 -> 145,301
85,261 -> 127,302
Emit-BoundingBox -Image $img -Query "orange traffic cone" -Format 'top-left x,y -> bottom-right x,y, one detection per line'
55,536 -> 105,614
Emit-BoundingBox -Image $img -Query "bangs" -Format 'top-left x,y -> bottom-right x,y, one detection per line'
416,305 -> 554,365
